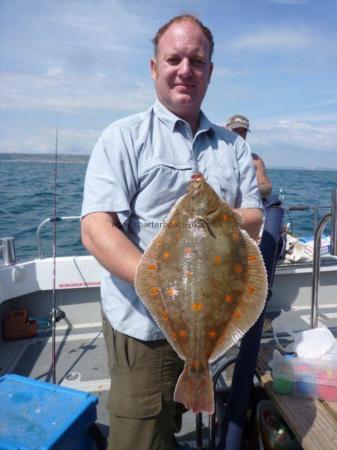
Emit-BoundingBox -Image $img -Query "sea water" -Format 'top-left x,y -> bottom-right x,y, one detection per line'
1,155 -> 336,262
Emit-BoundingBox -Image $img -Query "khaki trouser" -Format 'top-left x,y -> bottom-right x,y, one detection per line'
102,312 -> 185,450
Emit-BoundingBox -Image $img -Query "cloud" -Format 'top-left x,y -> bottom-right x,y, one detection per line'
213,66 -> 249,78
230,26 -> 314,54
0,126 -> 101,154
0,71 -> 155,113
48,2 -> 155,61
1,1 -> 155,79
313,97 -> 337,108
250,116 -> 337,153
46,67 -> 64,77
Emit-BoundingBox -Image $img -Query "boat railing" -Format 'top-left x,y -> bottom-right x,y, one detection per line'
36,216 -> 80,259
311,189 -> 337,328
0,236 -> 17,266
34,206 -> 331,260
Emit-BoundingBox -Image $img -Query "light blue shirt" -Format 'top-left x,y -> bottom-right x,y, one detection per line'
81,100 -> 263,340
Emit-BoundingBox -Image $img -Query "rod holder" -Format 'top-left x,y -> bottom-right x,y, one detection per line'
0,237 -> 17,266
310,188 -> 337,328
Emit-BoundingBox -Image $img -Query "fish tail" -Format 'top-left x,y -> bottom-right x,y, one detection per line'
174,362 -> 214,414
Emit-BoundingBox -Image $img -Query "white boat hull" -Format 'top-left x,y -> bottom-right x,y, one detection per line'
1,255 -> 336,322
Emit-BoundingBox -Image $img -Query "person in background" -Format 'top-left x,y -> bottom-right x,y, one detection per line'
81,14 -> 263,450
226,114 -> 273,200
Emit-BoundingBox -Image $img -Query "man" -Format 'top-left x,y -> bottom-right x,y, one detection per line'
81,14 -> 263,450
226,114 -> 273,199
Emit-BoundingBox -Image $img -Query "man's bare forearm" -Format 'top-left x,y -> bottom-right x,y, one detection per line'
258,181 -> 273,199
81,212 -> 142,284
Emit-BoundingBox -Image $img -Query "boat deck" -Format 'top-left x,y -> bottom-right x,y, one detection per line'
2,300 -> 337,449
0,320 -> 217,448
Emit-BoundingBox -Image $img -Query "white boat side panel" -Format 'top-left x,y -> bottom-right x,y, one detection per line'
268,263 -> 337,312
0,256 -> 102,303
1,256 -> 337,312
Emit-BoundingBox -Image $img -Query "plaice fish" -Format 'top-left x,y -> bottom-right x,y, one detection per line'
134,173 -> 268,414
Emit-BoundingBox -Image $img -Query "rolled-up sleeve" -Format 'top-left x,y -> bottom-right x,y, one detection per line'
81,125 -> 138,226
235,140 -> 263,209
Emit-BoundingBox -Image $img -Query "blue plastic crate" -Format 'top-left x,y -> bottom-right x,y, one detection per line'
0,374 -> 98,450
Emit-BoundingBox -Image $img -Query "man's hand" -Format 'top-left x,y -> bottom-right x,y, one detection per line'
234,207 -> 263,241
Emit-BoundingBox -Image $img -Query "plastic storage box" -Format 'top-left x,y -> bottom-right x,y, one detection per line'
299,234 -> 331,256
272,355 -> 337,402
0,374 -> 98,450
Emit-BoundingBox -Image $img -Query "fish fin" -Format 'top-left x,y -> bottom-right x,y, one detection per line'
210,229 -> 268,361
135,256 -> 185,359
163,193 -> 188,223
233,210 -> 244,225
174,363 -> 214,414
134,206 -> 188,359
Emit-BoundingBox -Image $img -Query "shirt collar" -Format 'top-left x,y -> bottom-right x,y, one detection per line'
153,99 -> 214,135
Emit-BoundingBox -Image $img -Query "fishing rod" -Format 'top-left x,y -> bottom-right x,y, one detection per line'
48,116 -> 106,449
51,113 -> 65,384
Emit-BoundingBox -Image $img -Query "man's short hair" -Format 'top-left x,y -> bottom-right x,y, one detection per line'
152,14 -> 214,59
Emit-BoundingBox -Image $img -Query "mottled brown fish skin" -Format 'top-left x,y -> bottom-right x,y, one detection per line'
135,173 -> 268,414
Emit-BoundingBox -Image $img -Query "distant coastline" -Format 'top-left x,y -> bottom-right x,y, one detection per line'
0,153 -> 336,172
0,152 -> 89,164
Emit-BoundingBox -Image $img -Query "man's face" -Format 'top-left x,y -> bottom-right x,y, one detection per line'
151,20 -> 213,121
234,127 -> 248,140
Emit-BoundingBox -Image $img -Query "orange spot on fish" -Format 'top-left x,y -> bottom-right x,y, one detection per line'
208,329 -> 217,338
247,286 -> 255,295
163,250 -> 171,260
166,287 -> 177,297
234,310 -> 242,319
156,239 -> 163,246
162,311 -> 169,321
234,264 -> 243,273
147,263 -> 157,270
185,271 -> 193,277
191,303 -> 203,312
184,247 -> 193,254
224,294 -> 233,304
150,287 -> 159,296
179,329 -> 188,338
223,214 -> 230,222
248,255 -> 257,263
214,255 -> 222,265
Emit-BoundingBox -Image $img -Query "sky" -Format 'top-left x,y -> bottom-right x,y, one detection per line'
1,0 -> 337,169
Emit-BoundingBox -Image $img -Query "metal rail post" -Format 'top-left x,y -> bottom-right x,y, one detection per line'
311,189 -> 337,328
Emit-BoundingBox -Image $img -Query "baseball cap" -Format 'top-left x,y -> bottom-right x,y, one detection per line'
226,114 -> 250,132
